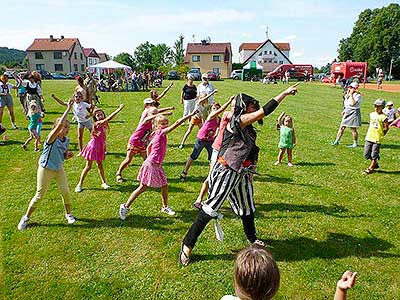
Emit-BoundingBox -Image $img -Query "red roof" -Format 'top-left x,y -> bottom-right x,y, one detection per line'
186,43 -> 232,54
26,37 -> 79,51
83,48 -> 100,58
239,41 -> 290,52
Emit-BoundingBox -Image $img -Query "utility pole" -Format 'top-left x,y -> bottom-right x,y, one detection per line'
265,26 -> 269,40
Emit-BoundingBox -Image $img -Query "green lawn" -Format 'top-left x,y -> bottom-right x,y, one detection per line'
1,79 -> 399,300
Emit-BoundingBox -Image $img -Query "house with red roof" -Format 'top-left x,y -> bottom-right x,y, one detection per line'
83,48 -> 100,67
239,40 -> 292,73
26,35 -> 86,73
97,53 -> 110,63
185,41 -> 232,78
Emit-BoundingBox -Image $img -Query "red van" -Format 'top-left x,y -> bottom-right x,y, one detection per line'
330,62 -> 367,83
267,64 -> 313,80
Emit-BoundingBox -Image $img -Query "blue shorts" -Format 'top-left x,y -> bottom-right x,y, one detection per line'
190,138 -> 213,161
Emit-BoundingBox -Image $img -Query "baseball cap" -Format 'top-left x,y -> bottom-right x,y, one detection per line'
349,82 -> 359,89
386,101 -> 393,106
187,74 -> 194,80
374,99 -> 386,106
202,73 -> 208,79
143,98 -> 155,105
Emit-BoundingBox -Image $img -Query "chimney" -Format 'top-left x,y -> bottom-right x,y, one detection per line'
50,35 -> 54,41
61,35 -> 64,39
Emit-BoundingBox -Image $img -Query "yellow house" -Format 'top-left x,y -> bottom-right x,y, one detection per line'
185,42 -> 232,78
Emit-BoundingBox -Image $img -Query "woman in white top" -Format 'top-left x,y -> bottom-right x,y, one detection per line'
331,82 -> 362,147
0,74 -> 20,128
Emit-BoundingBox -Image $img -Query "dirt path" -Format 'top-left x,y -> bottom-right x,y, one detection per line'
362,83 -> 400,92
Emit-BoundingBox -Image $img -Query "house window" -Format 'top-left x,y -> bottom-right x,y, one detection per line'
279,60 -> 284,64
268,50 -> 273,55
192,55 -> 200,62
81,64 -> 85,71
54,51 -> 62,59
258,52 -> 262,56
80,53 -> 83,60
264,51 -> 267,55
212,68 -> 220,74
74,52 -> 77,59
212,55 -> 221,62
35,52 -> 43,59
55,64 -> 63,72
36,64 -> 44,71
74,64 -> 78,71
89,58 -> 92,65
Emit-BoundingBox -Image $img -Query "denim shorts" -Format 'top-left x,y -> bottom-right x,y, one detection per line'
78,120 -> 93,130
190,138 -> 213,160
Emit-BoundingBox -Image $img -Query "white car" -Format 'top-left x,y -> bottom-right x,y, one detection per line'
230,69 -> 242,80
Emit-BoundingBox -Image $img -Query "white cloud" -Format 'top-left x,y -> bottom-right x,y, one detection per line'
293,52 -> 304,58
283,35 -> 297,41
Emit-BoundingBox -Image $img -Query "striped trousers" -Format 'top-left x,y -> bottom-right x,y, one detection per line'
183,162 -> 257,249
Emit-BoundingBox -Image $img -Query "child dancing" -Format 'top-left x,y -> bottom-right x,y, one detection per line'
75,104 -> 124,192
52,92 -> 94,152
274,113 -> 296,166
18,100 -> 75,230
363,99 -> 389,175
119,110 -> 197,219
115,106 -> 174,183
21,102 -> 43,151
180,97 -> 232,181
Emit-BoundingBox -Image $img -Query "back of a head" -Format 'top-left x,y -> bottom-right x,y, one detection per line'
234,245 -> 280,300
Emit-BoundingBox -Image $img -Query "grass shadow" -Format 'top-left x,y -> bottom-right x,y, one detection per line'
375,169 -> 400,175
104,152 -> 126,158
266,232 -> 397,261
257,203 -> 348,216
381,144 -> 400,150
190,252 -> 234,264
0,140 -> 22,146
111,183 -> 186,193
169,175 -> 207,183
296,161 -> 335,167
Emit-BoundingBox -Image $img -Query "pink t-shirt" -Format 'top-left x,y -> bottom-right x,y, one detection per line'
129,121 -> 153,147
198,118 -> 219,141
212,113 -> 231,150
148,128 -> 167,164
140,107 -> 150,123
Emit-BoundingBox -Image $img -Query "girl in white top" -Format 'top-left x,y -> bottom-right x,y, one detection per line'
0,74 -> 20,129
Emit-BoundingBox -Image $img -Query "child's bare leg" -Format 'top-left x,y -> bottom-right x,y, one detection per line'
368,159 -> 377,171
96,161 -> 106,184
161,185 -> 168,208
78,127 -> 84,151
139,151 -> 147,160
116,149 -> 134,177
287,148 -> 293,163
333,126 -> 346,143
195,179 -> 209,204
125,183 -> 147,208
277,148 -> 285,163
180,123 -> 194,146
23,135 -> 34,147
182,158 -> 194,176
34,136 -> 40,150
78,160 -> 93,186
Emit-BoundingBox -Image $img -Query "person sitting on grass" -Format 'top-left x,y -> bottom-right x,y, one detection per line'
363,99 -> 389,175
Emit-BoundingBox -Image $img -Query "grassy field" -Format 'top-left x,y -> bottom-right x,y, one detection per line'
1,79 -> 399,300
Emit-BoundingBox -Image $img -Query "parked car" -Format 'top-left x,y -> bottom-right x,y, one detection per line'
51,73 -> 67,79
230,69 -> 242,80
66,72 -> 83,79
37,70 -> 53,79
187,69 -> 202,80
3,70 -> 16,78
207,71 -> 220,81
167,70 -> 180,80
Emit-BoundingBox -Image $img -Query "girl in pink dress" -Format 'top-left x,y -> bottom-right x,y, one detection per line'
75,104 -> 124,192
119,110 -> 197,219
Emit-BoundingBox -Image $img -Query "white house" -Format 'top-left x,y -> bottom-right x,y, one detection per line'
239,40 -> 292,73
83,48 -> 100,67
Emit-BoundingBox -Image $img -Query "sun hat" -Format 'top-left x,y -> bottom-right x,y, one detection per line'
187,74 -> 194,80
143,98 -> 155,105
374,99 -> 386,106
386,101 -> 393,106
202,73 -> 208,79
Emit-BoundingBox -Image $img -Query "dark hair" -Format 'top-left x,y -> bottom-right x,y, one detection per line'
76,76 -> 84,85
234,245 -> 280,300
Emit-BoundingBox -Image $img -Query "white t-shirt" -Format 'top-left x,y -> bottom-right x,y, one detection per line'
383,107 -> 396,121
197,82 -> 215,105
343,93 -> 361,109
73,101 -> 91,122
0,82 -> 14,94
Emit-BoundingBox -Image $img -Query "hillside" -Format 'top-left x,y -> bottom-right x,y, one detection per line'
0,47 -> 26,65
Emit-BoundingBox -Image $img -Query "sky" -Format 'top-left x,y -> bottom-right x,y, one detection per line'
1,0 -> 397,67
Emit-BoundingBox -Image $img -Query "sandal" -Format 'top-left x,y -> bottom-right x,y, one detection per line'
179,244 -> 190,266
116,174 -> 124,183
363,168 -> 374,175
180,171 -> 187,182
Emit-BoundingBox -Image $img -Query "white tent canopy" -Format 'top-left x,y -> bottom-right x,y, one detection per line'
243,61 -> 263,70
88,60 -> 131,70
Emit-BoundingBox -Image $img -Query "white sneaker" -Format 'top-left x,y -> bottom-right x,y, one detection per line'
288,162 -> 294,167
74,184 -> 82,193
18,215 -> 29,230
274,161 -> 280,166
119,203 -> 129,220
101,183 -> 110,189
12,123 -> 18,129
161,206 -> 176,216
248,239 -> 265,247
65,214 -> 76,224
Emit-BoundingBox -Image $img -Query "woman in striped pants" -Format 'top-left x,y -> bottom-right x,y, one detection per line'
180,84 -> 299,266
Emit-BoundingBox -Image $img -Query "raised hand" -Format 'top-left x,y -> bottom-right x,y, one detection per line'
337,271 -> 357,291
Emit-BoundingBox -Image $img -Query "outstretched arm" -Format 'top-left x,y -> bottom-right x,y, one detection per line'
97,104 -> 124,126
164,110 -> 197,135
157,106 -> 174,113
51,94 -> 68,106
47,99 -> 74,144
199,89 -> 218,103
240,83 -> 299,128
334,271 -> 357,300
156,82 -> 174,101
207,95 -> 234,120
